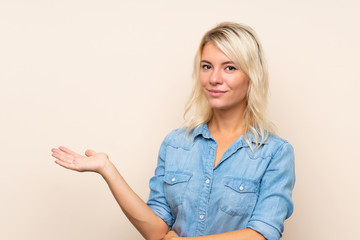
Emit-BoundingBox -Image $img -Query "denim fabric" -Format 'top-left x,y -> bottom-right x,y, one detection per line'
147,124 -> 295,240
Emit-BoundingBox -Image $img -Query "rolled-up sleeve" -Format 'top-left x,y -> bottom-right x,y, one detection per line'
147,131 -> 175,227
247,142 -> 296,240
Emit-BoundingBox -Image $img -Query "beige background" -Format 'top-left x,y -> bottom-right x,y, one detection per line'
1,0 -> 359,239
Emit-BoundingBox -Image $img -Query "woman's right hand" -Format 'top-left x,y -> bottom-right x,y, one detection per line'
52,145 -> 170,239
51,146 -> 109,175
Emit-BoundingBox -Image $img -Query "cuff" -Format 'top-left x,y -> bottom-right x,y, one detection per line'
148,204 -> 174,227
247,220 -> 281,240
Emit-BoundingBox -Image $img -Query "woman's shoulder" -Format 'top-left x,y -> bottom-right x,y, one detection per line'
265,133 -> 291,147
161,127 -> 194,150
255,133 -> 294,159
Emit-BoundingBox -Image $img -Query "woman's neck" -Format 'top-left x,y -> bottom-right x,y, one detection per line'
208,108 -> 245,136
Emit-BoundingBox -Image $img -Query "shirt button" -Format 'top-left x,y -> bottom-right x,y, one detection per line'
171,177 -> 176,182
205,179 -> 210,184
210,149 -> 213,154
199,215 -> 204,220
239,185 -> 244,191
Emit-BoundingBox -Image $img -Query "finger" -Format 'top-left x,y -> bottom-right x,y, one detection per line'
52,149 -> 74,164
58,146 -> 82,158
52,151 -> 79,169
85,149 -> 96,157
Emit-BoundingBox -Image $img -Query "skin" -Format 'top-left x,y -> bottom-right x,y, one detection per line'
199,42 -> 250,167
51,42 -> 265,240
200,42 -> 249,113
163,229 -> 265,240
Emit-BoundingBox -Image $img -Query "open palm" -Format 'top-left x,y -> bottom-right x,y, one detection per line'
51,146 -> 109,173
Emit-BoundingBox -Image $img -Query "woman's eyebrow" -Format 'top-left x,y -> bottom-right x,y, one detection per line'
200,60 -> 235,65
222,61 -> 235,65
200,60 -> 212,64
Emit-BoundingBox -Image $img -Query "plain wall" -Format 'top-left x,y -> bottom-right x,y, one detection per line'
1,0 -> 359,239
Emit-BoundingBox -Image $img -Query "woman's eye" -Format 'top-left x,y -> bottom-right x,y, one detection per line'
201,64 -> 212,70
225,66 -> 237,71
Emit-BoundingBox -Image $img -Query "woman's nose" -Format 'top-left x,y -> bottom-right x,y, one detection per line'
209,69 -> 223,85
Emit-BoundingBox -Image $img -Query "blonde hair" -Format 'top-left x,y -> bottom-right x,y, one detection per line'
183,22 -> 276,150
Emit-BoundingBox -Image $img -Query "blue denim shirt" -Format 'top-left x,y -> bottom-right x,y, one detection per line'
147,124 -> 295,240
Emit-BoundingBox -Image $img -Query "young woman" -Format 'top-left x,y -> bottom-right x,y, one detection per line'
51,22 -> 295,240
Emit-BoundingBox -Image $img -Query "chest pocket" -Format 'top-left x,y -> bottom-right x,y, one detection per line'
163,171 -> 192,209
221,177 -> 259,216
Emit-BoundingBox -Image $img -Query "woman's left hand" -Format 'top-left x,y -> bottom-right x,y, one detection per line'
162,230 -> 179,240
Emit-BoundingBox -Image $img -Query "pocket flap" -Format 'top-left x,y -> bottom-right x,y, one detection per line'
224,178 -> 259,193
164,172 -> 192,185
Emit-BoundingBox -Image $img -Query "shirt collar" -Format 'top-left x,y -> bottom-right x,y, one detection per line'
191,123 -> 268,147
192,123 -> 211,140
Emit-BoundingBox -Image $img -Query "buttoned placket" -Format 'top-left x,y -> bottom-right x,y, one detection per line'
193,125 -> 248,235
195,138 -> 217,235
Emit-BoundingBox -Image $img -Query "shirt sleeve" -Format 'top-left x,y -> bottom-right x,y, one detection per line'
247,142 -> 296,240
146,131 -> 175,227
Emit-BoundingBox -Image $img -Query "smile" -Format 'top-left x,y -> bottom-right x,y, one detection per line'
207,89 -> 228,97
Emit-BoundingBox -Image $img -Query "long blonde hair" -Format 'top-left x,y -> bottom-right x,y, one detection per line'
183,22 -> 276,150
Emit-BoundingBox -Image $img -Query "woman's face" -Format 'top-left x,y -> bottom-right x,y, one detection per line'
200,42 -> 250,112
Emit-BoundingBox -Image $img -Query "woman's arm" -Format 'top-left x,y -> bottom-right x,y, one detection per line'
51,146 -> 169,240
163,229 -> 265,240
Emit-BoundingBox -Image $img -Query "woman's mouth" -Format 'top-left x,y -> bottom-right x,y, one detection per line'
207,89 -> 228,97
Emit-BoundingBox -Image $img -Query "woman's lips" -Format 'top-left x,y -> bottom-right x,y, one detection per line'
207,89 -> 228,97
